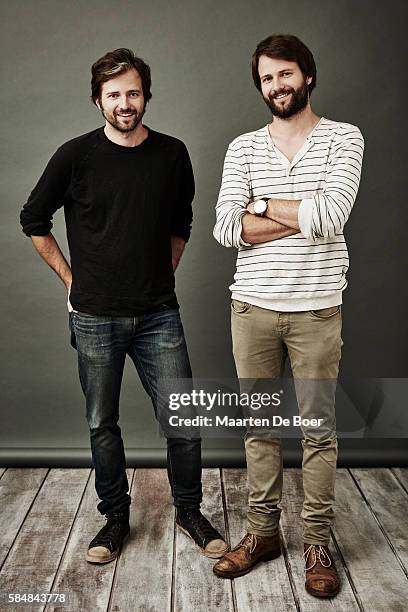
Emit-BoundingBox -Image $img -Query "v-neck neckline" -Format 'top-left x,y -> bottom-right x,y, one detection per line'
266,117 -> 325,166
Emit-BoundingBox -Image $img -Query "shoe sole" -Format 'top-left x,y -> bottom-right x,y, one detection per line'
176,523 -> 229,559
213,548 -> 281,579
306,586 -> 340,598
86,549 -> 118,564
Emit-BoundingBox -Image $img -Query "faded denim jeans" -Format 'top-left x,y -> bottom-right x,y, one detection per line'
69,306 -> 202,515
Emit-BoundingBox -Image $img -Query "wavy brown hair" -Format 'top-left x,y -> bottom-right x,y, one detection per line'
91,48 -> 152,105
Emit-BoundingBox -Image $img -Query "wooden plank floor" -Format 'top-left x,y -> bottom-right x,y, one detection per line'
0,468 -> 407,611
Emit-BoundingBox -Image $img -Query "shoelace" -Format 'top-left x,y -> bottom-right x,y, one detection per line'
184,510 -> 219,541
93,516 -> 126,549
303,544 -> 332,571
234,533 -> 258,555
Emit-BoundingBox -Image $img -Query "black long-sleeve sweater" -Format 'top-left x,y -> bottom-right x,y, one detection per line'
20,127 -> 194,315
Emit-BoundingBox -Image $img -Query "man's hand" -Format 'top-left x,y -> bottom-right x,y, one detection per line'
171,236 -> 186,271
67,281 -> 73,312
30,233 -> 73,310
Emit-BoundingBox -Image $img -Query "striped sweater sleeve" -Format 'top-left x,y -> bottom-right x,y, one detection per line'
298,126 -> 364,241
213,140 -> 252,248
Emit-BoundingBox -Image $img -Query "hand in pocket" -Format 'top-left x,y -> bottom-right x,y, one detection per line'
67,281 -> 73,312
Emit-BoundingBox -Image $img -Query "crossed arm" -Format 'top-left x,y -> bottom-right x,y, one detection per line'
213,140 -> 302,247
241,198 -> 300,244
214,128 -> 364,248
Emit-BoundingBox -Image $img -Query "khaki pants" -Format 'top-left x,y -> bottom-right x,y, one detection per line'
231,300 -> 342,545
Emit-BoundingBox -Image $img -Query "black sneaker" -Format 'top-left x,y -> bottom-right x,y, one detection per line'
86,510 -> 130,564
176,507 -> 228,558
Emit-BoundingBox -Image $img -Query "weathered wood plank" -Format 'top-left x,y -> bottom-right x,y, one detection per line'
1,466 -> 406,612
173,468 -> 234,611
392,468 -> 408,493
333,469 -> 408,611
45,469 -> 134,612
0,469 -> 89,612
222,468 -> 297,612
351,468 -> 408,574
0,468 -> 48,570
282,469 -> 360,611
109,469 -> 174,612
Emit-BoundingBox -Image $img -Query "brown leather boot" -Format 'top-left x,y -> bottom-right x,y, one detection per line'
304,544 -> 340,597
213,532 -> 281,578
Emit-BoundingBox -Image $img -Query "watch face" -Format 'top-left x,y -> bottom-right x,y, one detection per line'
254,199 -> 267,215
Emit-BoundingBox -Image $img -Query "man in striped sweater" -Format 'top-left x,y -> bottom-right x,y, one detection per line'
212,34 -> 364,598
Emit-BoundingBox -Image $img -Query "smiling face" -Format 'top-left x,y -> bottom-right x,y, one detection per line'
258,56 -> 312,119
96,68 -> 146,133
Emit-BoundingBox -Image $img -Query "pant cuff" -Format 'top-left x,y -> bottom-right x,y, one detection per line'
247,527 -> 280,537
303,537 -> 331,546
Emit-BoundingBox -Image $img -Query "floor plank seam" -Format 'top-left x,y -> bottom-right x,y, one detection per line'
0,467 -> 50,574
348,469 -> 408,580
279,526 -> 301,612
219,468 -> 232,550
0,468 -> 6,481
330,527 -> 365,611
390,468 -> 408,496
219,469 -> 238,612
107,469 -> 137,612
170,507 -> 177,612
42,468 -> 93,612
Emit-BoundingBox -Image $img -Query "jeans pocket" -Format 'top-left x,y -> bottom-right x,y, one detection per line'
156,303 -> 178,313
310,305 -> 341,319
71,312 -> 112,341
73,310 -> 96,318
68,313 -> 77,349
231,299 -> 251,314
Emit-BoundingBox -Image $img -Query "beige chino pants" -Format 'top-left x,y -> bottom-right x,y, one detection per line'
231,299 -> 342,545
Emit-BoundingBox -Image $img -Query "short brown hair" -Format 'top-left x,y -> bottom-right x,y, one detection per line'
91,48 -> 152,105
252,34 -> 317,95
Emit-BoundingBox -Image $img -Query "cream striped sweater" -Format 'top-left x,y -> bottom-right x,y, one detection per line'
213,118 -> 364,311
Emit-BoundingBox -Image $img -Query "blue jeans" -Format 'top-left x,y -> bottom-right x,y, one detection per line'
68,307 -> 202,515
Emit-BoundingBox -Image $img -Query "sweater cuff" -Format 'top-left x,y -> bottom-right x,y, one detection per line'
298,198 -> 314,240
237,210 -> 252,247
21,224 -> 53,237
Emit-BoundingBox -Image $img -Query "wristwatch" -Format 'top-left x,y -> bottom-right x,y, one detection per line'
253,198 -> 269,216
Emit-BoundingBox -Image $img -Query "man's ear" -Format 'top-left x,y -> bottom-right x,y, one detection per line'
95,98 -> 102,110
306,76 -> 312,86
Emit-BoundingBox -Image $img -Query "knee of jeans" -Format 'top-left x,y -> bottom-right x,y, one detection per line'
86,406 -> 119,431
89,424 -> 121,447
88,419 -> 104,432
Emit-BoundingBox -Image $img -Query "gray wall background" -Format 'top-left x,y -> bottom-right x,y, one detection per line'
1,0 -> 407,465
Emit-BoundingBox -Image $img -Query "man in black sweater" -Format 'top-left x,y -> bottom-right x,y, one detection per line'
20,48 -> 227,564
